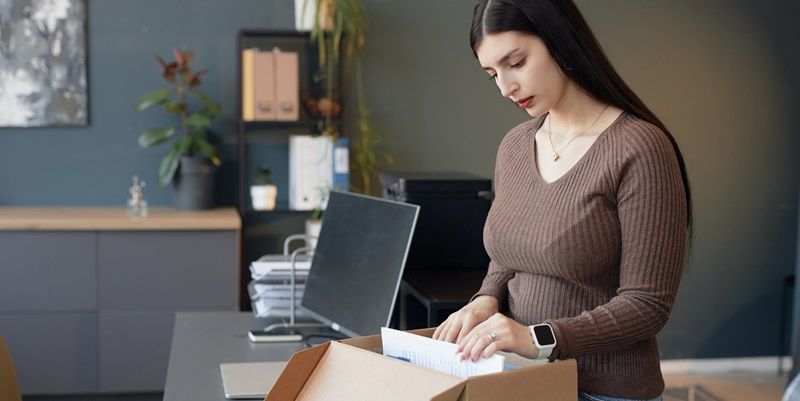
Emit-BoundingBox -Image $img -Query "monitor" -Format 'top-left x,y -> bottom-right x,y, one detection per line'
300,190 -> 420,337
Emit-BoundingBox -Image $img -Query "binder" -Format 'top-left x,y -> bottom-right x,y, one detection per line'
241,49 -> 256,121
275,51 -> 299,121
333,137 -> 349,191
313,136 -> 333,199
253,51 -> 276,120
289,135 -> 316,210
290,135 -> 350,210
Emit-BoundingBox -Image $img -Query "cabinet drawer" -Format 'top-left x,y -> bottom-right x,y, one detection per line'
98,231 -> 237,309
0,232 -> 96,312
98,311 -> 176,392
0,313 -> 98,394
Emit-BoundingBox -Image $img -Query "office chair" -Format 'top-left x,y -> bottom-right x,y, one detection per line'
0,333 -> 22,401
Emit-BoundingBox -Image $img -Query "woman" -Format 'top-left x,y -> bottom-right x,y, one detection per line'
431,1 -> 691,401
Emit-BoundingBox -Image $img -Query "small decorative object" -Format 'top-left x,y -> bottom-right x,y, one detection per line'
135,48 -> 222,210
0,0 -> 88,127
250,165 -> 277,211
127,175 -> 148,218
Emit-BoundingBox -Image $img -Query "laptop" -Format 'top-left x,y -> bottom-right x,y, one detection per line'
220,361 -> 287,399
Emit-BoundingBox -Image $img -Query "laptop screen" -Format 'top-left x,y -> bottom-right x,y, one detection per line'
300,191 -> 419,337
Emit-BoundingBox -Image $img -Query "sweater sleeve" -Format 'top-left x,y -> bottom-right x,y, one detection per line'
544,126 -> 688,360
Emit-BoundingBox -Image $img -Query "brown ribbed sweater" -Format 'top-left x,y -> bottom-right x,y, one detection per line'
475,112 -> 687,400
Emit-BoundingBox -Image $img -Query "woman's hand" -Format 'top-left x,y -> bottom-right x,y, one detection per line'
432,295 -> 500,343
456,313 -> 539,361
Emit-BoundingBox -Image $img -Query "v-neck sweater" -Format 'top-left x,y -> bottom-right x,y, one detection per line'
474,112 -> 688,399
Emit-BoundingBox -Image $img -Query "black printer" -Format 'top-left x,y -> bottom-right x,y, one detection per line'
380,171 -> 493,271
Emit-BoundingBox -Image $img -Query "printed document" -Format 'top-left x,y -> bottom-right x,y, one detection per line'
381,327 -> 504,378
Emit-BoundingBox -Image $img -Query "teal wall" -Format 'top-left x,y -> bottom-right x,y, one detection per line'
0,0 -> 295,206
1,0 -> 798,360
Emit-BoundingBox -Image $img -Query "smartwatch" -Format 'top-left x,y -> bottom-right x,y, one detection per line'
529,323 -> 557,360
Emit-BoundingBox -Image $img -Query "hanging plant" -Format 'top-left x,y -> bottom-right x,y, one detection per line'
306,0 -> 392,195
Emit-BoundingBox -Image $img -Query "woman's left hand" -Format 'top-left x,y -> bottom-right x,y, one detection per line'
456,313 -> 539,362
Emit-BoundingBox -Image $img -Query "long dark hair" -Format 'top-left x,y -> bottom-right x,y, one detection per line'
471,0 -> 693,231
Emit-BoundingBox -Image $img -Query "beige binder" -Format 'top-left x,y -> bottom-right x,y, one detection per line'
275,51 -> 299,121
253,51 -> 276,120
241,49 -> 256,121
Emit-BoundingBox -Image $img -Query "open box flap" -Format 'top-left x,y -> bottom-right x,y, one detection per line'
264,342 -> 331,401
295,341 -> 466,401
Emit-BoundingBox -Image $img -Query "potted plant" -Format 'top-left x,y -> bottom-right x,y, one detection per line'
250,165 -> 277,211
305,206 -> 324,249
306,0 -> 392,195
135,49 -> 222,210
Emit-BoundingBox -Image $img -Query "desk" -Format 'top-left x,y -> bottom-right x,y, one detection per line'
164,311 -> 330,401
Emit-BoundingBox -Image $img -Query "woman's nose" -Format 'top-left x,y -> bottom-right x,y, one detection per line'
496,74 -> 518,99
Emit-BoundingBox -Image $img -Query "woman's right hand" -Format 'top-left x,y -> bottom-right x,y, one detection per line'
432,295 -> 500,343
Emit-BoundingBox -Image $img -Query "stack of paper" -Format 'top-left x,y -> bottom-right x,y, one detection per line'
249,254 -> 312,319
381,328 -> 505,378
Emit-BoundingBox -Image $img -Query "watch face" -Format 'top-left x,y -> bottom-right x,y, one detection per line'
533,325 -> 556,346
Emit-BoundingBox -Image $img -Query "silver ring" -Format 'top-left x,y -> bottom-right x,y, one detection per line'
488,332 -> 497,342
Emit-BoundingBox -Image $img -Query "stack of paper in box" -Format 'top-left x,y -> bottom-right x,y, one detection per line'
248,254 -> 312,318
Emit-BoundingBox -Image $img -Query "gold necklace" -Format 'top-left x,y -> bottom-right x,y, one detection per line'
547,105 -> 609,162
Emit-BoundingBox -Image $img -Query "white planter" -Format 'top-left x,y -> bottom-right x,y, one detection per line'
305,218 -> 322,248
250,185 -> 277,211
294,0 -> 332,31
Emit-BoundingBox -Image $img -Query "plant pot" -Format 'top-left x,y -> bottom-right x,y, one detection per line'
305,218 -> 322,249
294,0 -> 332,31
172,155 -> 216,210
250,184 -> 277,211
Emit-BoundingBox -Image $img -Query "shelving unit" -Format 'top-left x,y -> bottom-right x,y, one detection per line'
235,28 -> 344,309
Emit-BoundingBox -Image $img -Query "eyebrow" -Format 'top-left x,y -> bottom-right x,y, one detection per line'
482,47 -> 520,71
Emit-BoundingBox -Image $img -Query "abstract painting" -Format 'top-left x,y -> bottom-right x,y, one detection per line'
0,0 -> 88,127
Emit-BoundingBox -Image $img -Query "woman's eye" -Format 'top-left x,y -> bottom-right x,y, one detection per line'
488,74 -> 497,81
510,59 -> 525,68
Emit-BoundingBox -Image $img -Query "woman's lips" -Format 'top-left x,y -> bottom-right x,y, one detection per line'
516,96 -> 533,108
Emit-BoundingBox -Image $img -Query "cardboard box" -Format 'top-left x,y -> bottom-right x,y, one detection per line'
265,328 -> 577,401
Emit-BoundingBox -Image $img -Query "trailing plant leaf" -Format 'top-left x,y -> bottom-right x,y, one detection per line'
135,88 -> 170,112
308,0 -> 389,194
138,127 -> 175,148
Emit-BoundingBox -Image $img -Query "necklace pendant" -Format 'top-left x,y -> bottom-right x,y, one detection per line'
553,153 -> 560,162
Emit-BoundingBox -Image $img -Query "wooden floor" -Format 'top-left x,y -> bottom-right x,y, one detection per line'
664,372 -> 787,401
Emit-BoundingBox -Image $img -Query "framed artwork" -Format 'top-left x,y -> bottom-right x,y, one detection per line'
0,0 -> 88,127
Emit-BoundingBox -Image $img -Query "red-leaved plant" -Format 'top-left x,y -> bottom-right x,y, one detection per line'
135,49 -> 221,186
